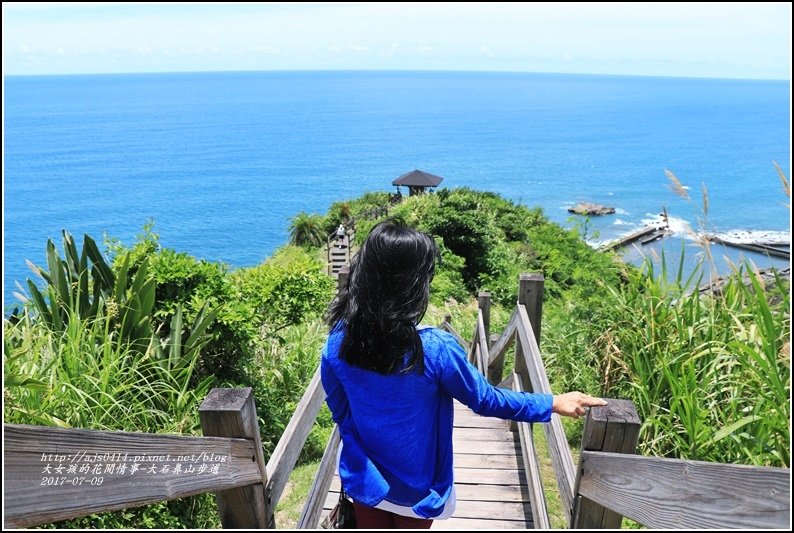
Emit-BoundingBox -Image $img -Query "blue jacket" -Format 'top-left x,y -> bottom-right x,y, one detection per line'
320,325 -> 553,519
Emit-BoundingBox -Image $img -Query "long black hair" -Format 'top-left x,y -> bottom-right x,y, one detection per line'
327,219 -> 439,374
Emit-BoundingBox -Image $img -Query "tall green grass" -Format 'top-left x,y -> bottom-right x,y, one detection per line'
544,254 -> 789,467
4,310 -> 211,433
241,319 -> 334,461
4,308 -> 221,528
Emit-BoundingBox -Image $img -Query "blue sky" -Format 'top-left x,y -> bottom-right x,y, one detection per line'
3,2 -> 791,79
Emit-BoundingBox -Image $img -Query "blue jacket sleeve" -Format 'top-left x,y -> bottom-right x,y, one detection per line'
437,332 -> 552,423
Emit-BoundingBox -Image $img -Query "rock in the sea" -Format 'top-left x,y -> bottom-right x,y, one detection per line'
567,202 -> 616,216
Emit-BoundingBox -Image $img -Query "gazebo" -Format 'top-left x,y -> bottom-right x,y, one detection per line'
392,169 -> 444,196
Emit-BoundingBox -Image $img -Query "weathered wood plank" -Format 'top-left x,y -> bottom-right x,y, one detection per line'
476,310 -> 489,375
323,492 -> 533,522
452,467 -> 526,485
296,426 -> 340,529
452,427 -> 517,442
487,308 -> 517,384
336,264 -> 350,291
430,517 -> 530,530
265,367 -> 324,509
453,439 -> 521,456
320,507 -> 529,530
453,453 -> 520,470
454,403 -> 510,415
3,423 -> 261,529
453,483 -> 529,503
452,416 -> 509,429
199,387 -> 270,528
516,306 -> 576,523
518,273 -> 544,347
572,399 -> 640,529
513,373 -> 550,529
572,410 -> 606,528
329,478 -> 528,502
477,291 -> 491,351
578,451 -> 791,529
497,372 -> 514,389
468,323 -> 480,368
445,499 -> 533,521
438,321 -> 470,353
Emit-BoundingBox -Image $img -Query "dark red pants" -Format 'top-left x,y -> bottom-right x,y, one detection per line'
352,501 -> 433,529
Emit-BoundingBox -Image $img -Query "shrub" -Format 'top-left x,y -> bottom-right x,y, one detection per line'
289,212 -> 327,248
231,246 -> 335,336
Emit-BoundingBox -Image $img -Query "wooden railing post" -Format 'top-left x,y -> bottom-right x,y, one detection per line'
326,235 -> 332,275
514,273 -> 544,384
479,290 -> 503,384
200,388 -> 271,529
477,291 -> 491,349
571,399 -> 641,529
519,273 -> 544,347
337,264 -> 350,293
511,274 -> 544,432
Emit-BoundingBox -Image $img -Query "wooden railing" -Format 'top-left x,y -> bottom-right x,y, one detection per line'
5,273 -> 790,529
442,273 -> 790,529
4,388 -> 268,528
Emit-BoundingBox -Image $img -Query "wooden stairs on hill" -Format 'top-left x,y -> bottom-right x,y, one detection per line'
327,234 -> 351,277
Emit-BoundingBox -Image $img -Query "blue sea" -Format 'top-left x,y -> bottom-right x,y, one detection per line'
3,71 -> 790,308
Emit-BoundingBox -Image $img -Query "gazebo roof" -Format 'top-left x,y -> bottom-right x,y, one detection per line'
392,169 -> 444,187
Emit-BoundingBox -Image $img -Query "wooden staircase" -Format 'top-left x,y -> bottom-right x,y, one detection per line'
328,233 -> 351,277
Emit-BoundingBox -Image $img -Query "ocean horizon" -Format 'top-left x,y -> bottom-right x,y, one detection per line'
4,70 -> 790,308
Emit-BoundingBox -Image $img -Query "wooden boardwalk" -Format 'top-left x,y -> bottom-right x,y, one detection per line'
321,401 -> 533,530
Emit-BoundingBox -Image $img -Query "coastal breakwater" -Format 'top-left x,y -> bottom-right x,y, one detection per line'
599,224 -> 670,251
707,235 -> 790,260
599,218 -> 790,261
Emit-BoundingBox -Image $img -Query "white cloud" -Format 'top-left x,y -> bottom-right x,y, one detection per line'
1,2 -> 790,77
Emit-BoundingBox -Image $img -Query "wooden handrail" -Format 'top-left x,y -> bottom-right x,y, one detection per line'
515,303 -> 577,523
487,307 -> 517,384
438,319 -> 470,353
297,427 -> 341,529
475,309 -> 489,374
512,373 -> 551,529
577,451 -> 790,529
4,417 -> 263,528
467,318 -> 480,369
265,368 -> 325,520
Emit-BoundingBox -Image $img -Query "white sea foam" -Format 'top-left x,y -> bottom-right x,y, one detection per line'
641,213 -> 694,238
712,229 -> 790,245
613,219 -> 631,226
614,208 -> 628,215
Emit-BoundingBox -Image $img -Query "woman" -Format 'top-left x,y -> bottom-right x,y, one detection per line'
321,219 -> 606,529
